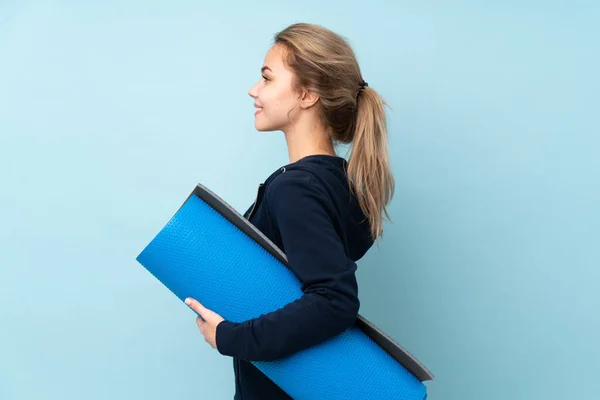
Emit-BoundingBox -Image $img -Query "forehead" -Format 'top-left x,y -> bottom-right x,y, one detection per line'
263,44 -> 289,73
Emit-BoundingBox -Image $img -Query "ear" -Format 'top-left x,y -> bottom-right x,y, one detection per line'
299,88 -> 320,109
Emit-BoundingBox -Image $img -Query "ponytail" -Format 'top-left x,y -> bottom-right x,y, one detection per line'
347,86 -> 395,243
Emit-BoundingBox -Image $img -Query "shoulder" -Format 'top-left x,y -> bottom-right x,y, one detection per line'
266,169 -> 327,201
270,169 -> 312,188
265,169 -> 332,215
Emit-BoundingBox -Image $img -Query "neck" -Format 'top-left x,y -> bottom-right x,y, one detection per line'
283,114 -> 336,164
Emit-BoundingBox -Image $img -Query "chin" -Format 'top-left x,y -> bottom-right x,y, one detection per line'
254,123 -> 279,132
254,114 -> 284,132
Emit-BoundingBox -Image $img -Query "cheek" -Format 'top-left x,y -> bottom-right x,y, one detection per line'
259,93 -> 283,119
263,102 -> 290,129
265,95 -> 293,120
256,85 -> 295,129
260,89 -> 278,110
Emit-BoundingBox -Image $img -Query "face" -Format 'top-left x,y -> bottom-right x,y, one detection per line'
248,44 -> 301,132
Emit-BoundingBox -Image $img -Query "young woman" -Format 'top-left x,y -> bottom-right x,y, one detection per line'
184,22 -> 395,399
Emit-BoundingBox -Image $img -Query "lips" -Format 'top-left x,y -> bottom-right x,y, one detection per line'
254,104 -> 263,115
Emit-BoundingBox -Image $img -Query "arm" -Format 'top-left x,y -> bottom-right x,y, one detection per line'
215,171 -> 360,361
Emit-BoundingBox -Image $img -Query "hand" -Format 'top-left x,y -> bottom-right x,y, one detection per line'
185,297 -> 225,350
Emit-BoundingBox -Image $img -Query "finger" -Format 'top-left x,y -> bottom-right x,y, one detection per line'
185,297 -> 207,317
196,317 -> 205,334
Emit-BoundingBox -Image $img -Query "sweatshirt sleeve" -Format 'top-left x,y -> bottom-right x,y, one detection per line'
215,171 -> 360,361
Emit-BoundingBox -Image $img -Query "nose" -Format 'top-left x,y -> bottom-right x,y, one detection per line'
248,82 -> 259,99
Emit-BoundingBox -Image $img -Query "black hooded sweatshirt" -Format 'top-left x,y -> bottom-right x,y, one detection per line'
215,154 -> 374,399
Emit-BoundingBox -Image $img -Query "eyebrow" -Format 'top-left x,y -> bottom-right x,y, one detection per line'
261,66 -> 272,73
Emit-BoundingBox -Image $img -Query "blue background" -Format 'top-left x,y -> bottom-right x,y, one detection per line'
1,1 -> 598,399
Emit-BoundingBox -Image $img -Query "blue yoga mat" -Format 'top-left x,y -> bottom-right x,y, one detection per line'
136,184 -> 432,400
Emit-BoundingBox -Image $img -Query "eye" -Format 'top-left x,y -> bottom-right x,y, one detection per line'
262,75 -> 270,82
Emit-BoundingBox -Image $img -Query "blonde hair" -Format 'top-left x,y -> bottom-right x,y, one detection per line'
274,23 -> 395,242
